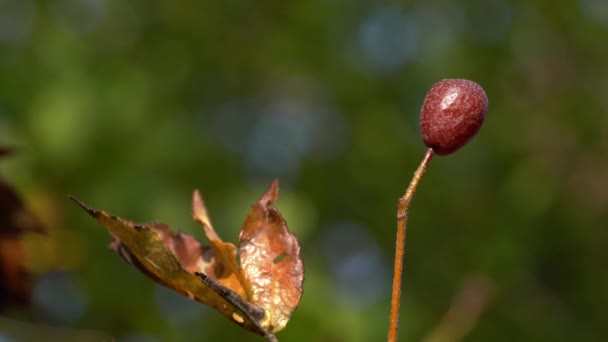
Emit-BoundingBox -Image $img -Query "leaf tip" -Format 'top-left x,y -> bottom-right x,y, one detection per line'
192,189 -> 212,226
68,195 -> 101,218
271,178 -> 279,191
260,179 -> 280,205
68,194 -> 87,209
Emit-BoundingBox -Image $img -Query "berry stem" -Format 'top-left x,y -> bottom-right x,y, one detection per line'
388,147 -> 434,342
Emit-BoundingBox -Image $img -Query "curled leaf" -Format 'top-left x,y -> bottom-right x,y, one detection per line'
239,180 -> 304,333
68,197 -> 270,337
70,180 -> 303,340
108,223 -> 214,283
192,190 -> 248,298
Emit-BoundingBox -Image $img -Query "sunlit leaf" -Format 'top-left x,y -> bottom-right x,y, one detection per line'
107,222 -> 214,285
239,180 -> 304,333
70,180 -> 302,340
192,190 -> 249,299
68,197 -> 270,337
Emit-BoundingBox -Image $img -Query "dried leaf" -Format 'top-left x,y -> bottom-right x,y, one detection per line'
239,180 -> 304,333
68,197 -> 270,336
0,235 -> 29,309
0,147 -> 14,158
0,167 -> 44,310
108,223 -> 215,286
70,180 -> 302,340
192,190 -> 248,298
0,179 -> 45,235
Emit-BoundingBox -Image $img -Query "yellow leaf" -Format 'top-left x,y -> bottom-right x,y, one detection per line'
69,196 -> 272,338
192,190 -> 249,299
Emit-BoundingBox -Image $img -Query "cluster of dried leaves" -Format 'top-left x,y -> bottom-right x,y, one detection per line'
0,147 -> 45,311
70,180 -> 303,341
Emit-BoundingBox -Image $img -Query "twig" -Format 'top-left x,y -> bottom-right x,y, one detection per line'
195,272 -> 279,342
388,148 -> 434,342
264,332 -> 279,342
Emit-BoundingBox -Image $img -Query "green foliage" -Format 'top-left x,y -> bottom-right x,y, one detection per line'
1,0 -> 608,340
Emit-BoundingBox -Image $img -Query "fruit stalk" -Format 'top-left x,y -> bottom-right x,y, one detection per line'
388,147 -> 434,342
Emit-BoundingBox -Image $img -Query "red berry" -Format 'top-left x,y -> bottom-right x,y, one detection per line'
419,79 -> 488,155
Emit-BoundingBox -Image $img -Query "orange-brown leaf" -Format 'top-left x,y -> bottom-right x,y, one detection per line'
192,190 -> 248,298
0,147 -> 14,158
70,180 -> 303,340
0,172 -> 44,310
69,196 -> 271,337
108,223 -> 216,280
238,180 -> 304,332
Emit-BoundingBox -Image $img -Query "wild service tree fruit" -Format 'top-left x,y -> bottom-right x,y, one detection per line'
388,79 -> 488,342
419,79 -> 488,155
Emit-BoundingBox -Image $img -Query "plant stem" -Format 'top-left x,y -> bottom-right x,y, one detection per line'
264,331 -> 279,342
388,148 -> 434,342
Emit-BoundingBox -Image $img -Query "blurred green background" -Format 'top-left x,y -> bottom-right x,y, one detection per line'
1,0 -> 608,341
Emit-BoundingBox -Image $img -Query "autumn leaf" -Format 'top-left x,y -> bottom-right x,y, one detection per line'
0,147 -> 14,158
69,197 -> 270,337
69,180 -> 303,340
192,190 -> 249,299
0,148 -> 45,311
239,180 -> 304,333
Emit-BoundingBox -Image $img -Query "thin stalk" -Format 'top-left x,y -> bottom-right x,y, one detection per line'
264,332 -> 279,342
388,148 -> 434,342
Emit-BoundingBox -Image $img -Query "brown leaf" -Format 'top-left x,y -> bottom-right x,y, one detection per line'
69,197 -> 272,337
0,147 -> 14,158
70,180 -> 303,340
0,172 -> 44,310
239,180 -> 304,333
0,235 -> 29,309
192,190 -> 248,299
108,223 -> 215,286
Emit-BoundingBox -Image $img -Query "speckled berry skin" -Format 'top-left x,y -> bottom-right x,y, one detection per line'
419,79 -> 488,155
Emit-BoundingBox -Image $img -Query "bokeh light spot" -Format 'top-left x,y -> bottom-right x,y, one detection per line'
322,221 -> 390,306
49,0 -> 107,36
358,7 -> 418,73
580,0 -> 608,23
32,271 -> 88,323
154,284 -> 207,326
0,0 -> 36,45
